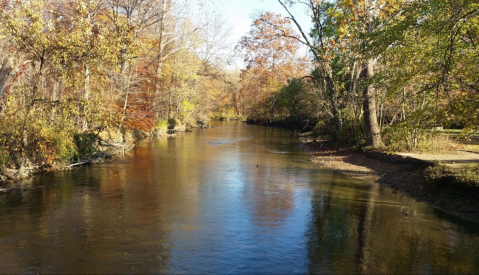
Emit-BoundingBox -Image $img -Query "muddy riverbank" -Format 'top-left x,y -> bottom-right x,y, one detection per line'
300,137 -> 479,223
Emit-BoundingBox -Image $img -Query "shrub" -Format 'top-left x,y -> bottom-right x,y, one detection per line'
167,118 -> 179,129
384,122 -> 455,153
0,145 -> 9,168
156,120 -> 169,130
40,126 -> 77,164
416,133 -> 456,153
73,133 -> 98,160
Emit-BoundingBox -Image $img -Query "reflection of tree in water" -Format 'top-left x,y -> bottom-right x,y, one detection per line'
305,171 -> 367,274
306,171 -> 479,274
239,129 -> 299,229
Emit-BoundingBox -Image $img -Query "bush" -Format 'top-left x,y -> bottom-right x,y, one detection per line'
0,146 -> 9,168
383,123 -> 424,152
312,120 -> 335,140
383,123 -> 455,153
167,118 -> 180,129
40,126 -> 77,164
156,120 -> 169,130
416,133 -> 456,153
73,133 -> 98,160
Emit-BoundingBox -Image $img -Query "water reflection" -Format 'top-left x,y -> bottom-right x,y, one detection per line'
306,170 -> 479,274
0,121 -> 479,274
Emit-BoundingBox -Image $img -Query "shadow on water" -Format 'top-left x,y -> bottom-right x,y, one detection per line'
306,170 -> 479,274
0,121 -> 479,274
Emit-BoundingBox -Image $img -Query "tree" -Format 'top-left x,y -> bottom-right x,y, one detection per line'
358,0 -> 479,150
277,0 -> 412,146
277,0 -> 343,137
236,12 -> 307,122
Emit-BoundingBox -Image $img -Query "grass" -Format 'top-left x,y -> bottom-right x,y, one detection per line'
416,134 -> 458,153
465,144 -> 479,153
439,129 -> 479,140
424,162 -> 479,190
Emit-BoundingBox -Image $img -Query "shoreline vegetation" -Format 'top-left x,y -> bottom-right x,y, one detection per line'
0,118 -> 200,187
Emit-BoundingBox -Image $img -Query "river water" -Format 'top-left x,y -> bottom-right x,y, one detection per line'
1,121 -> 478,274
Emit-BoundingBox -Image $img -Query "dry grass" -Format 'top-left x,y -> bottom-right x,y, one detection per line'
465,144 -> 479,153
416,134 -> 458,153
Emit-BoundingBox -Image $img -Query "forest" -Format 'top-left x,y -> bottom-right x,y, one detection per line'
0,0 -> 478,179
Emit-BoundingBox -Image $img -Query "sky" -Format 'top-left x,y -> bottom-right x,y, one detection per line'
217,0 -> 313,68
220,0 -> 312,44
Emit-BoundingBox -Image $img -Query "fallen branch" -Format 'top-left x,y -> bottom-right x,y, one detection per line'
68,160 -> 91,168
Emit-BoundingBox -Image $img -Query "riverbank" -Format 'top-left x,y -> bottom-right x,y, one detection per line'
300,137 -> 479,223
0,124 -> 194,187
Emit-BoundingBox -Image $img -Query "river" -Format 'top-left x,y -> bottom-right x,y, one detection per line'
0,121 -> 478,274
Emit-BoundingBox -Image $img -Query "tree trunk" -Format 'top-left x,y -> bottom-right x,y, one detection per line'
82,63 -> 91,131
323,63 -> 342,139
154,1 -> 168,121
362,59 -> 384,148
0,58 -> 15,96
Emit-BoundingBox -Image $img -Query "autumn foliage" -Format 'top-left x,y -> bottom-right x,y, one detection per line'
0,0 -> 234,177
236,12 -> 308,122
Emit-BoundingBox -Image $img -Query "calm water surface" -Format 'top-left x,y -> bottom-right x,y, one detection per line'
1,121 -> 479,274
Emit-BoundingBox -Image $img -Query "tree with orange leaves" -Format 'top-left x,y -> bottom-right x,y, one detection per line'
236,12 -> 308,122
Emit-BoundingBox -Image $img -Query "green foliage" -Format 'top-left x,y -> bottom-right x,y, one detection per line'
73,133 -> 98,160
40,127 -> 77,163
424,163 -> 450,182
0,146 -> 9,168
180,100 -> 196,124
167,118 -> 182,129
384,119 -> 455,153
167,118 -> 177,128
338,117 -> 364,145
156,120 -> 169,130
313,120 -> 334,138
457,164 -> 479,188
383,123 -> 427,152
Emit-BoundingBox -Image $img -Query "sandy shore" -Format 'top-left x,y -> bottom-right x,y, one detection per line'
300,137 -> 479,223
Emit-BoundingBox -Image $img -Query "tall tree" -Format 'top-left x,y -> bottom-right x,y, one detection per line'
277,0 -> 343,138
277,0 -> 409,146
236,12 -> 307,121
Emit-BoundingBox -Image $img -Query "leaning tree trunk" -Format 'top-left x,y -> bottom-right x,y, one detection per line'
0,58 -> 31,97
0,58 -> 16,96
362,59 -> 384,148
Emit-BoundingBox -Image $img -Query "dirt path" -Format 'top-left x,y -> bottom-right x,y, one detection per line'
397,151 -> 479,168
300,138 -> 479,223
